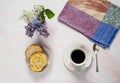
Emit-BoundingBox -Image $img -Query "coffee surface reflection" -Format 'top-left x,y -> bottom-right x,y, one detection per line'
71,50 -> 85,64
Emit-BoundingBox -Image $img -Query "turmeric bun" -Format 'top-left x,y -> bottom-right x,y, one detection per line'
25,44 -> 43,60
29,53 -> 48,72
25,44 -> 48,72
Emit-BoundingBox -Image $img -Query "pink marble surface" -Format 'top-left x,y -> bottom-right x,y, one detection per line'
0,0 -> 120,83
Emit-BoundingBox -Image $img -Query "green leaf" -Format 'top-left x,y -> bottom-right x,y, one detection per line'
45,9 -> 55,19
40,11 -> 45,22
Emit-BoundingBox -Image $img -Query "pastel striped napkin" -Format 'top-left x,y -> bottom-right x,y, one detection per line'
58,0 -> 120,48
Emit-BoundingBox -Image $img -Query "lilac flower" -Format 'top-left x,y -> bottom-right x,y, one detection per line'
37,21 -> 49,38
25,22 -> 36,37
25,18 -> 49,38
31,18 -> 40,26
40,29 -> 49,38
21,5 -> 55,38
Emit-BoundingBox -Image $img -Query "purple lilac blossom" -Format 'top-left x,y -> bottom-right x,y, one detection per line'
25,22 -> 36,37
37,21 -> 49,37
25,18 -> 49,38
31,18 -> 40,26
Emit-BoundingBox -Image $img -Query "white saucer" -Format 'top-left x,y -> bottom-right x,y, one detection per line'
64,43 -> 92,72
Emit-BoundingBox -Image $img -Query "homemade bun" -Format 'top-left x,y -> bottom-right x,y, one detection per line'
25,44 -> 43,60
29,52 -> 48,72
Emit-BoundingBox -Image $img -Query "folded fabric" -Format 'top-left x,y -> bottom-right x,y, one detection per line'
58,0 -> 120,48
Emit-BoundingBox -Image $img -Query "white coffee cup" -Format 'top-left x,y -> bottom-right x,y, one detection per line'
64,43 -> 92,72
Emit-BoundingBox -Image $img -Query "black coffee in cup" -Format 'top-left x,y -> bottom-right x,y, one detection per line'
71,49 -> 85,64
